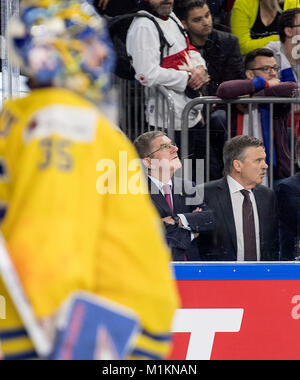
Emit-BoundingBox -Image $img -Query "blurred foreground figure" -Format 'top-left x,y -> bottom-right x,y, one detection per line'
0,0 -> 178,360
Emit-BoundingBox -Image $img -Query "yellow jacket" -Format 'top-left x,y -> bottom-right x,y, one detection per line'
231,0 -> 300,54
0,88 -> 179,360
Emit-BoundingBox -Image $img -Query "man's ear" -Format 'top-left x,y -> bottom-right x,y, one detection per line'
181,19 -> 188,29
232,159 -> 242,173
246,69 -> 255,80
284,26 -> 293,39
142,157 -> 151,170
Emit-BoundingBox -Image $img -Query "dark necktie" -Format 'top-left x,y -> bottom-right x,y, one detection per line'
240,189 -> 257,261
163,184 -> 173,213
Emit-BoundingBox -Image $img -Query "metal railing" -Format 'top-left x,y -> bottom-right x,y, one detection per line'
114,77 -> 176,142
1,0 -> 20,105
181,96 -> 300,188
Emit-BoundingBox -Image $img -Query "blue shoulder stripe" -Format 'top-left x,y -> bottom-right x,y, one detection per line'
0,328 -> 28,340
4,350 -> 38,360
130,348 -> 162,360
141,329 -> 171,342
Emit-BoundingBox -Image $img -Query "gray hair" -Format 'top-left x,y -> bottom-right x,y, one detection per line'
223,135 -> 265,175
133,131 -> 166,158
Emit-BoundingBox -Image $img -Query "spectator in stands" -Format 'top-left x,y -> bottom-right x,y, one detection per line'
134,131 -> 216,261
181,0 -> 245,178
175,0 -> 225,28
181,0 -> 244,96
0,0 -> 178,360
126,0 -> 212,182
231,0 -> 299,55
276,136 -> 300,260
202,135 -> 279,261
127,0 -> 208,129
216,47 -> 298,180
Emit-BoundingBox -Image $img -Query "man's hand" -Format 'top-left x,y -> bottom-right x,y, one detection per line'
187,66 -> 210,90
267,78 -> 281,87
162,216 -> 175,225
294,104 -> 300,113
192,207 -> 202,213
97,0 -> 110,10
162,216 -> 183,227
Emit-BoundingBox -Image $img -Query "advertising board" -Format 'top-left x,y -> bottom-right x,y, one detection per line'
168,262 -> 300,360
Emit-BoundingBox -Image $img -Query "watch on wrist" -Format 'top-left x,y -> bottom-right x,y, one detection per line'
172,215 -> 180,227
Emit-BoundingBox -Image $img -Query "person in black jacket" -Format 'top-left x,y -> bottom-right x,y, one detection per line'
181,0 -> 245,179
202,135 -> 279,261
181,0 -> 244,95
134,131 -> 216,261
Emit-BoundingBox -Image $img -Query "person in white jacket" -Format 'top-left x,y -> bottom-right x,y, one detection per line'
126,0 -> 209,182
127,0 -> 208,129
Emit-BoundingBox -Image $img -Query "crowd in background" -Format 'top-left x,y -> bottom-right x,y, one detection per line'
2,2 -> 300,259
92,0 -> 300,262
1,0 -> 300,362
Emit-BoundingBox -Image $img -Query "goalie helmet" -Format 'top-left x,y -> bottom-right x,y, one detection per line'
8,0 -> 115,102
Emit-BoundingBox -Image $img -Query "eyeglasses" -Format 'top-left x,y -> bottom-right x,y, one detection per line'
146,142 -> 177,157
249,65 -> 280,73
289,24 -> 300,28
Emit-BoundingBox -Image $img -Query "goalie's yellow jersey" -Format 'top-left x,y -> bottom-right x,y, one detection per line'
0,87 -> 178,360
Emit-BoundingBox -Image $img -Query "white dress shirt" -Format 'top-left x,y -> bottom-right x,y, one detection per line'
227,175 -> 261,261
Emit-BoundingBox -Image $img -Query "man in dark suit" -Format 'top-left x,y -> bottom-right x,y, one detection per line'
134,131 -> 216,261
203,135 -> 279,261
276,137 -> 300,260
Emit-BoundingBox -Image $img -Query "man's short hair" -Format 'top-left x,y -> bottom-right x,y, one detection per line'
223,135 -> 265,175
278,8 -> 300,43
180,0 -> 207,20
244,48 -> 275,70
134,131 -> 166,158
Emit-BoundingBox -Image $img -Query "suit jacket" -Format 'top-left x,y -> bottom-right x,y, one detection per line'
276,171 -> 300,260
202,177 -> 279,261
148,176 -> 216,261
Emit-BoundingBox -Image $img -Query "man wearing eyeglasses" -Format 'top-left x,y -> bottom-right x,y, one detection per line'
216,47 -> 298,181
134,131 -> 216,261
